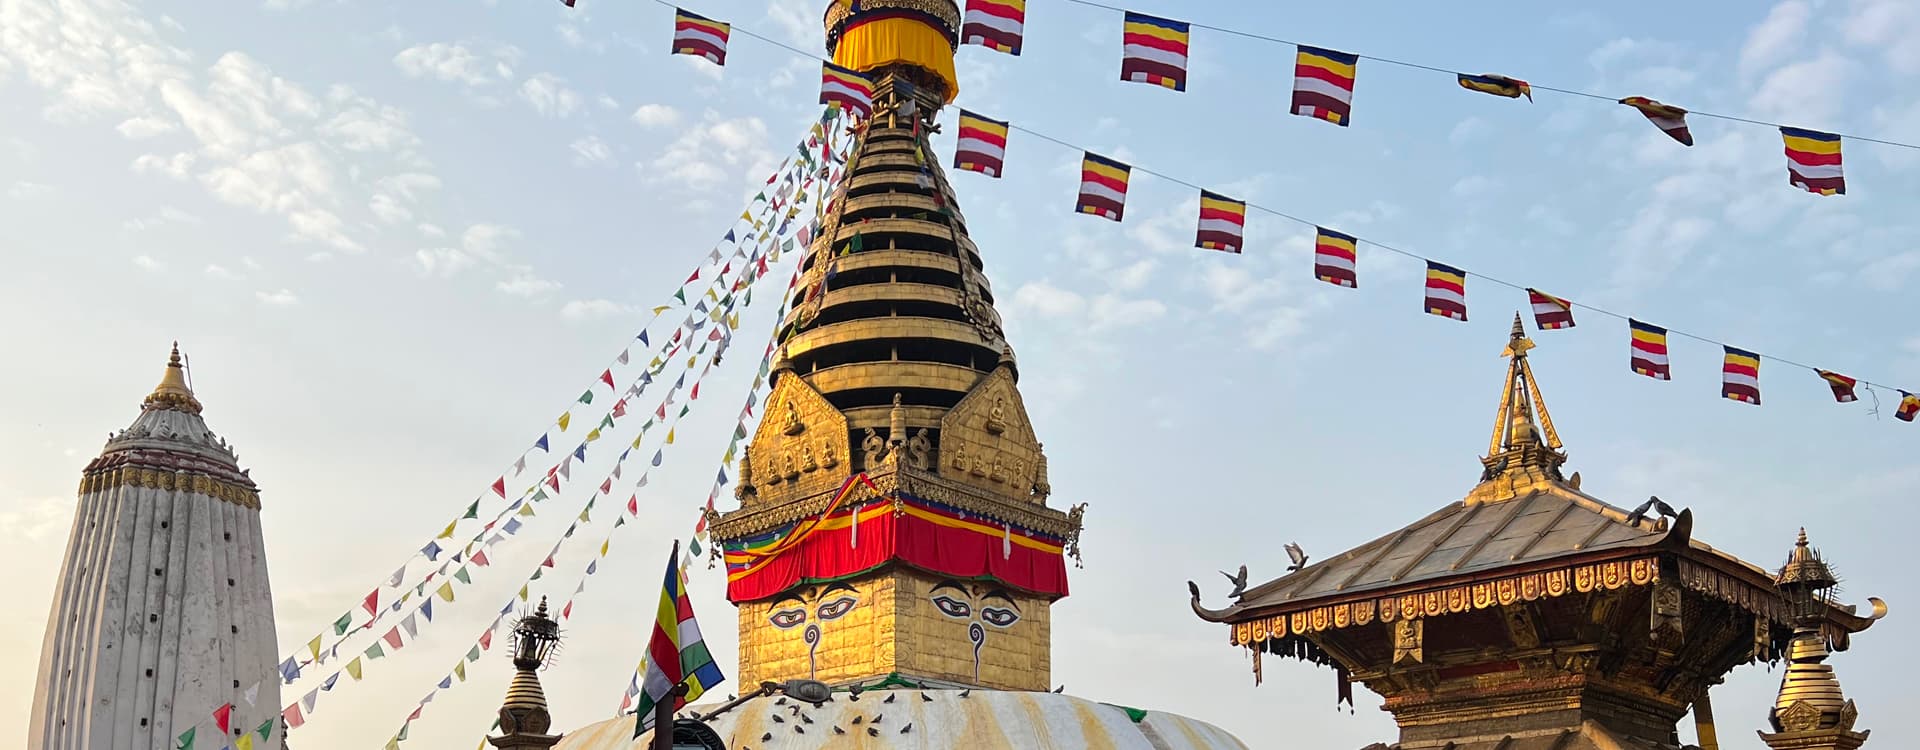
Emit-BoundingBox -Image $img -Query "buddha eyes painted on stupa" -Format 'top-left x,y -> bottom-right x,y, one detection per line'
929,581 -> 1022,628
766,582 -> 863,629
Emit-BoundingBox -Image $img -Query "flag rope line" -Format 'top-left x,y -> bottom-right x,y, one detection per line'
1048,0 -> 1920,151
653,0 -> 1920,414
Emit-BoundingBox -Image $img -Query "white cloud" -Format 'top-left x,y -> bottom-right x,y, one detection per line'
461,223 -> 517,260
203,264 -> 239,280
8,181 -> 52,199
1843,0 -> 1920,74
561,299 -> 633,320
1741,1 -> 1812,76
630,103 -> 681,128
0,497 -> 72,545
132,255 -> 165,272
369,194 -> 412,223
376,172 -> 441,202
393,42 -> 513,86
116,115 -> 176,139
519,73 -> 582,118
1450,175 -> 1498,198
123,206 -> 203,231
496,274 -> 562,297
255,289 -> 299,306
1748,53 -> 1854,123
570,135 -> 613,166
1009,279 -> 1084,318
132,153 -> 196,179
596,94 -> 619,110
418,223 -> 446,238
643,110 -> 772,190
1858,251 -> 1920,291
1448,117 -> 1488,145
414,247 -> 474,276
318,95 -> 417,152
763,0 -> 819,48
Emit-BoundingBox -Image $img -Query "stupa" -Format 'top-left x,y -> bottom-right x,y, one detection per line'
543,1 -> 1248,747
28,346 -> 284,750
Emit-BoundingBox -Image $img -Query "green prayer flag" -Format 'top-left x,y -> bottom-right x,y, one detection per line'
615,516 -> 627,528
689,537 -> 703,556
848,232 -> 863,254
578,389 -> 593,405
532,489 -> 548,502
531,568 -> 543,581
367,642 -> 386,660
678,405 -> 690,418
599,415 -> 615,429
673,289 -> 686,304
176,726 -> 195,750
462,501 -> 479,520
454,567 -> 472,585
333,612 -> 353,635
467,645 -> 482,662
257,719 -> 274,741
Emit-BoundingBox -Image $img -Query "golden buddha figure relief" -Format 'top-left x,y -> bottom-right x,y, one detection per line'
820,439 -> 838,469
782,398 -> 805,436
986,395 -> 1008,435
802,442 -> 819,472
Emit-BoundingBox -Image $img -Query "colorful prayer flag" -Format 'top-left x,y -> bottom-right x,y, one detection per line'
1121,12 -> 1189,91
214,703 -> 233,733
1722,347 -> 1761,405
1816,370 -> 1858,402
671,8 -> 729,65
954,110 -> 1009,178
1121,12 -> 1182,91
491,478 -> 506,498
1194,190 -> 1246,253
1781,127 -> 1845,196
961,0 -> 1025,55
1423,262 -> 1468,321
1628,319 -> 1671,380
1292,45 -> 1358,126
1312,227 -> 1358,288
1526,289 -> 1575,330
1076,152 -> 1131,221
1896,391 -> 1919,422
1457,73 -> 1531,101
820,62 -> 875,118
632,543 -> 725,738
1619,96 -> 1693,146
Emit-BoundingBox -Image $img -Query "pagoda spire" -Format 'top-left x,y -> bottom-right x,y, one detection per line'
143,341 -> 203,414
1469,314 -> 1569,503
1760,530 -> 1871,750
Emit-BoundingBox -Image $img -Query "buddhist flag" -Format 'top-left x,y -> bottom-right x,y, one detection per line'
1816,370 -> 1858,402
1076,152 -> 1130,221
1526,289 -> 1575,330
1313,227 -> 1358,288
1619,97 -> 1692,146
820,62 -> 874,118
1895,391 -> 1918,422
1194,191 -> 1247,253
1423,262 -> 1467,321
1722,347 -> 1762,405
961,0 -> 1025,55
1291,45 -> 1358,126
1628,319 -> 1671,380
954,110 -> 1010,178
632,542 -> 726,738
1781,127 -> 1845,196
1458,73 -> 1531,101
1120,12 -> 1189,91
671,8 -> 729,66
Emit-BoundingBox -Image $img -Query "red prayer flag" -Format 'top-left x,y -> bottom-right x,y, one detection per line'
362,590 -> 379,617
684,269 -> 699,284
599,478 -> 613,495
282,704 -> 305,730
562,600 -> 575,619
479,630 -> 494,651
599,369 -> 615,389
491,477 -> 506,498
472,550 -> 491,567
628,495 -> 639,516
383,627 -> 404,650
214,703 -> 233,733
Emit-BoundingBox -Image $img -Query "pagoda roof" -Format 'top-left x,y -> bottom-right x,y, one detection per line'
1201,486 -> 1676,623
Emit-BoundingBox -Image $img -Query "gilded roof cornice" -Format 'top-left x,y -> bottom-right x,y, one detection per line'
710,464 -> 1079,540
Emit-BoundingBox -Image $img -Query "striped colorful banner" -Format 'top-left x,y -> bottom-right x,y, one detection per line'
954,110 -> 1010,178
1120,12 -> 1189,91
1423,262 -> 1467,320
1194,190 -> 1246,253
961,0 -> 1025,55
1292,45 -> 1358,126
1628,319 -> 1671,380
1076,152 -> 1131,221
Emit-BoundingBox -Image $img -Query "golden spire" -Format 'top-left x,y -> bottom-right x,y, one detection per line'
1469,315 -> 1568,502
142,342 -> 204,415
1762,530 -> 1868,747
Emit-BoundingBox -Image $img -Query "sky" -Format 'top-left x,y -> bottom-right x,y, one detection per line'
3,0 -> 1919,747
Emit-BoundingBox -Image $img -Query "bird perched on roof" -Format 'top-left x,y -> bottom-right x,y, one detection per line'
1220,565 -> 1249,598
1285,542 -> 1309,572
1624,495 -> 1677,527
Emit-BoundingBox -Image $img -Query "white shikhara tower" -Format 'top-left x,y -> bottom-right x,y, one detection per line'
30,346 -> 283,750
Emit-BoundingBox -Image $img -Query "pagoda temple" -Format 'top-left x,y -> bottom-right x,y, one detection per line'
534,1 -> 1248,747
1190,317 -> 1886,750
29,346 -> 285,750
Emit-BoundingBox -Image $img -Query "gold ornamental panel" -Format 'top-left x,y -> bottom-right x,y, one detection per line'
937,367 -> 1044,501
806,361 -> 984,396
82,466 -> 261,509
1225,557 -> 1664,650
739,375 -> 853,509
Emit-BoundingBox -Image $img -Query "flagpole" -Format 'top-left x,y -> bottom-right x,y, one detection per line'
650,682 -> 688,750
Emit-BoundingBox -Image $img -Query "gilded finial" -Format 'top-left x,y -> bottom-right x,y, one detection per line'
1502,313 -> 1535,359
143,342 -> 204,415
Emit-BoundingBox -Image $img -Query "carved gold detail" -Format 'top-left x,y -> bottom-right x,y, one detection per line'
739,376 -> 852,508
1226,557 -> 1661,647
81,466 -> 260,509
1392,619 -> 1423,666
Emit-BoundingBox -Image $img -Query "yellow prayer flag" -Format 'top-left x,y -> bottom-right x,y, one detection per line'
705,288 -> 719,301
346,657 -> 364,680
739,210 -> 752,221
687,355 -> 696,368
630,434 -> 643,450
578,508 -> 591,523
518,503 -> 536,517
437,519 -> 457,540
236,736 -> 254,750
518,584 -> 529,602
600,540 -> 610,556
436,582 -> 455,602
666,428 -> 675,445
385,738 -> 400,750
728,313 -> 740,330
454,660 -> 466,681
307,635 -> 323,661
586,428 -> 602,443
558,412 -> 571,431
652,305 -> 670,315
